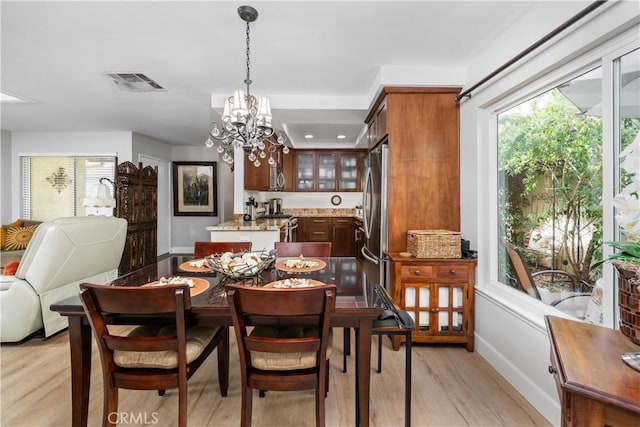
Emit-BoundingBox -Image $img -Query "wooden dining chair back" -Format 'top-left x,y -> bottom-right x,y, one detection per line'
274,241 -> 332,257
226,283 -> 337,427
194,241 -> 252,258
503,241 -> 541,299
79,283 -> 228,427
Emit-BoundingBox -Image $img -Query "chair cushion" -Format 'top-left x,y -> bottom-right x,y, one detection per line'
114,325 -> 220,369
249,327 -> 333,371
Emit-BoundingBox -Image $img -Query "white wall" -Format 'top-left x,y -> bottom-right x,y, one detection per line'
460,2 -> 640,424
0,130 -> 12,223
133,132 -> 173,256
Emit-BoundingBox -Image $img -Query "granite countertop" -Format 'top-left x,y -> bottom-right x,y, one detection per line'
284,208 -> 359,217
206,208 -> 362,232
206,218 -> 289,232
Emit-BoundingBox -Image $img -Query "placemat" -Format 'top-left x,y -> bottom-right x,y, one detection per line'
142,277 -> 210,297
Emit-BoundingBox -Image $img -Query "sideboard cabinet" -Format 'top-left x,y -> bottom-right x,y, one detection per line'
545,316 -> 640,426
388,254 -> 476,351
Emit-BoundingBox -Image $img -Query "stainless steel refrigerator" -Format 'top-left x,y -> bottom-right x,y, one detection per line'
361,142 -> 389,289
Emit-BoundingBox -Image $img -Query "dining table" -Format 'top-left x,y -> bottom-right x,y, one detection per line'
50,255 -> 383,427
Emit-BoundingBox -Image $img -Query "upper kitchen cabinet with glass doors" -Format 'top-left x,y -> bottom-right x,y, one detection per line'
295,150 -> 365,192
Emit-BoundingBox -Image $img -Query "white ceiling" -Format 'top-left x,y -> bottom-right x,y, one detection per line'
1,1 -> 589,149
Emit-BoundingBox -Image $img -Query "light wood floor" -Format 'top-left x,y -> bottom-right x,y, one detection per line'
1,328 -> 550,426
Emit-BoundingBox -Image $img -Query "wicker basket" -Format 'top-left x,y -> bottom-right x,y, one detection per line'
406,229 -> 461,259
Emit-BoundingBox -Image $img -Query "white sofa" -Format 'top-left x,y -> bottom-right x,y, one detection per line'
0,216 -> 127,342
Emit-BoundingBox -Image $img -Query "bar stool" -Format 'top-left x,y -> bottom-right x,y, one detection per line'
372,317 -> 413,427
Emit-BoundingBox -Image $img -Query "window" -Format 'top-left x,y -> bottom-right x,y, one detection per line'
496,47 -> 639,322
614,49 -> 640,243
21,156 -> 116,221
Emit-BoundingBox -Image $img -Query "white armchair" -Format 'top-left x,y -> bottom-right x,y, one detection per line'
0,216 -> 127,342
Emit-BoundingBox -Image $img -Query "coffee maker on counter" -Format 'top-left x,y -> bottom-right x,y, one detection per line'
244,196 -> 257,221
268,198 -> 283,215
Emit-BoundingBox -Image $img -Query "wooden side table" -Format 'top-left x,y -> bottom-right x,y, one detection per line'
545,315 -> 640,426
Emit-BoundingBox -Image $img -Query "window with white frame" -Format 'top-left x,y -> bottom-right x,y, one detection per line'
496,47 -> 639,323
21,156 -> 116,221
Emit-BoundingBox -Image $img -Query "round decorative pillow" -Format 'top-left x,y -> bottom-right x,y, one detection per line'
5,225 -> 38,251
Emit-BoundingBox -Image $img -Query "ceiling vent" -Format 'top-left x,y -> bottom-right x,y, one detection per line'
106,73 -> 166,92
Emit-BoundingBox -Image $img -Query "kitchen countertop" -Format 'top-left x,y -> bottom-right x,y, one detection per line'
206,208 -> 363,232
284,208 -> 359,217
206,218 -> 289,231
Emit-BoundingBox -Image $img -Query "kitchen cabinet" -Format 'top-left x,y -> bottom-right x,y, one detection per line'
388,254 -> 476,351
365,87 -> 461,253
332,217 -> 355,256
301,216 -> 332,242
367,97 -> 387,149
244,156 -> 270,190
295,150 -> 364,192
281,149 -> 295,192
244,145 -> 294,191
298,217 -> 357,256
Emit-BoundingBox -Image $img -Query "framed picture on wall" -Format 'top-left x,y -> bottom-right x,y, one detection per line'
172,161 -> 217,216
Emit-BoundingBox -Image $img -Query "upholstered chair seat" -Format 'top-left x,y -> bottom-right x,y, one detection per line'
114,325 -> 222,369
249,327 -> 333,370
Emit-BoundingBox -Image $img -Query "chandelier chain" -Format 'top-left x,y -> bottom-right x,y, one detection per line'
244,21 -> 252,91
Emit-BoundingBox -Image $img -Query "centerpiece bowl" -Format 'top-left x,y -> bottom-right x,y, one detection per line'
206,249 -> 276,280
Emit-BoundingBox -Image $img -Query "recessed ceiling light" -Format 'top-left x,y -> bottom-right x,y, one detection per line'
337,134 -> 346,139
304,134 -> 314,139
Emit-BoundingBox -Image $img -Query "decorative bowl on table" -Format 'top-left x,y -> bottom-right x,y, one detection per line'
206,250 -> 276,280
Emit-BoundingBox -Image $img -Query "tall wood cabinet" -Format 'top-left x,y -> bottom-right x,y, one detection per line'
115,161 -> 157,275
388,254 -> 476,351
366,87 -> 461,252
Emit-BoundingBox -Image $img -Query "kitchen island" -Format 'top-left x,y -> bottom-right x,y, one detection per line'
206,217 -> 290,252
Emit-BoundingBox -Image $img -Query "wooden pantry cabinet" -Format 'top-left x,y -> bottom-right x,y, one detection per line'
366,87 -> 462,253
388,254 -> 476,351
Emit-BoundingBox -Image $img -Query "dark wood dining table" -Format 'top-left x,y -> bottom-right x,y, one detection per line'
50,255 -> 383,427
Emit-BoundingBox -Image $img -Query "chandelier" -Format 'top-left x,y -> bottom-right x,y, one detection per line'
205,5 -> 288,169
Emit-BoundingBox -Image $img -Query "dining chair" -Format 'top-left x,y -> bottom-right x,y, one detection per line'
503,241 -> 593,318
193,241 -> 252,258
226,283 -> 336,427
273,241 -> 346,368
79,282 -> 228,427
274,241 -> 332,257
